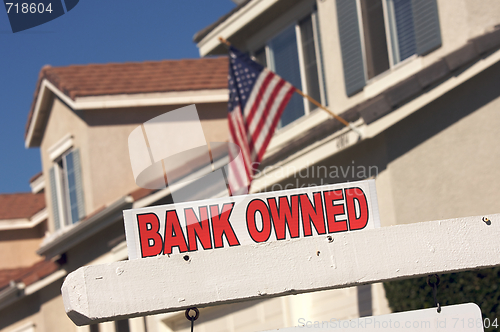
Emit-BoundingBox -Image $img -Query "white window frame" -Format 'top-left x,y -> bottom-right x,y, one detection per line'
53,150 -> 75,227
48,134 -> 78,230
356,0 -> 419,83
250,10 -> 327,129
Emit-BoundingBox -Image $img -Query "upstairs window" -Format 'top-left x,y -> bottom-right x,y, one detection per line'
49,148 -> 85,230
337,0 -> 442,95
253,11 -> 327,128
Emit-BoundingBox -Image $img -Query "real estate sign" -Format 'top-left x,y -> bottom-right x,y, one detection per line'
123,179 -> 380,259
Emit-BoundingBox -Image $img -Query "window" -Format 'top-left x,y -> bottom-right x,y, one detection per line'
253,11 -> 326,128
337,0 -> 441,95
49,148 -> 85,230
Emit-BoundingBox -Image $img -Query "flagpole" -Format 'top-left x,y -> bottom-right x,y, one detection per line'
218,37 -> 363,138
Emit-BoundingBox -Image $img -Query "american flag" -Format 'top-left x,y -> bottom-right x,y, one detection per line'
226,46 -> 296,195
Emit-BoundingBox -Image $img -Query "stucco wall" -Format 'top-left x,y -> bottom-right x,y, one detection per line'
272,61 -> 500,228
39,100 -> 228,229
384,61 -> 500,224
82,102 -> 228,209
0,222 -> 46,269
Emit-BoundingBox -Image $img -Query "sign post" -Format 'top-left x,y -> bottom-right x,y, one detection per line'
62,209 -> 500,325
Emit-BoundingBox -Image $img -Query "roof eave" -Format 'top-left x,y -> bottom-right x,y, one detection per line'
196,0 -> 275,57
37,196 -> 133,260
25,81 -> 229,149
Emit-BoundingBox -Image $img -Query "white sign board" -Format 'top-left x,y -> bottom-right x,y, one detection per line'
62,214 -> 500,325
123,180 -> 380,259
263,303 -> 484,332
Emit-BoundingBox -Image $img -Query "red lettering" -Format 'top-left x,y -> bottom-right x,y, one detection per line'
246,199 -> 271,243
345,188 -> 369,230
137,213 -> 163,258
210,203 -> 239,248
324,190 -> 348,233
164,210 -> 188,254
185,207 -> 212,251
300,193 -> 326,236
268,196 -> 300,240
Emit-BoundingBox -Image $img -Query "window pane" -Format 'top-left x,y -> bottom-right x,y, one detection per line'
299,15 -> 321,112
64,152 -> 79,224
254,47 -> 267,67
115,319 -> 130,332
389,0 -> 417,62
269,24 -> 304,127
360,0 -> 390,79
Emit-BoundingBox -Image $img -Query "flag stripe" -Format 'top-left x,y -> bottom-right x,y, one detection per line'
257,86 -> 296,161
244,70 -> 274,121
249,79 -> 287,152
246,75 -> 281,136
228,111 -> 252,181
227,46 -> 296,195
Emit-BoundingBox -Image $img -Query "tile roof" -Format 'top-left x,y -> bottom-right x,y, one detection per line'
41,57 -> 229,100
0,259 -> 58,291
26,57 -> 229,138
0,193 -> 45,220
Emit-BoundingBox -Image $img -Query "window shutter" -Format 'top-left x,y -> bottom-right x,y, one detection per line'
391,0 -> 417,62
336,0 -> 366,96
412,0 -> 442,55
49,167 -> 61,231
71,149 -> 86,220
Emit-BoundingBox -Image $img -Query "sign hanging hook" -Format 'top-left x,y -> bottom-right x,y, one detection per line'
185,307 -> 200,332
427,274 -> 441,313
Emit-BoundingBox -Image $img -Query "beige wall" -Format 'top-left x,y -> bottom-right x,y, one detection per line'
0,279 -> 76,332
383,61 -> 500,224
0,222 -> 46,269
83,102 -> 228,209
271,61 -> 500,228
40,100 -> 228,229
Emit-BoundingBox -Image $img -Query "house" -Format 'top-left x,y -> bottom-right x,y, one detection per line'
1,0 -> 500,331
0,57 -> 231,332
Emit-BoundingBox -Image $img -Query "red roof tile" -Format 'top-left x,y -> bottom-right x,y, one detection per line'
26,57 -> 229,139
0,193 -> 46,220
43,57 -> 228,99
0,260 -> 58,291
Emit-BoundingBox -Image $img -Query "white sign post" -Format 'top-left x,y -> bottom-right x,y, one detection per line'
62,209 -> 500,325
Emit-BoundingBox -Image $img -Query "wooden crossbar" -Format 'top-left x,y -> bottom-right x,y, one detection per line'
62,213 -> 500,325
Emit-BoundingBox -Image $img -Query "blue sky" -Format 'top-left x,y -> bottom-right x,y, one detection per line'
0,0 -> 235,193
